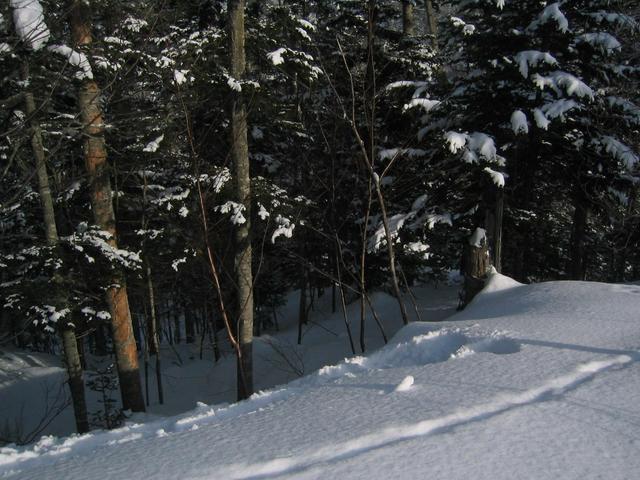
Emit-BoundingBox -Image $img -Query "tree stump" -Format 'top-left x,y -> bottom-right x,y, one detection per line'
460,228 -> 491,308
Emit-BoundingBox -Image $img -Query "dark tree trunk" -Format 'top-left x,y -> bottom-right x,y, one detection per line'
484,187 -> 504,273
297,267 -> 307,345
184,301 -> 195,343
569,190 -> 589,280
173,303 -> 181,344
493,189 -> 504,273
145,261 -> 163,404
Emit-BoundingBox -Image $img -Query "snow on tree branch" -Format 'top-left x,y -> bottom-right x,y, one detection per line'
10,0 -> 50,51
48,45 -> 93,80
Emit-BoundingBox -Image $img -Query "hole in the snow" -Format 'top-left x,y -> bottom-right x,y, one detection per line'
470,337 -> 521,355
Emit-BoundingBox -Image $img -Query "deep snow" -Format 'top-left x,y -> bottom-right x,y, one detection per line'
2,273 -> 640,479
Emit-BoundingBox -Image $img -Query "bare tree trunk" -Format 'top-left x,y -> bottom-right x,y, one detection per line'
228,0 -> 254,401
69,0 -> 145,412
424,0 -> 437,44
20,61 -> 89,433
402,1 -> 415,36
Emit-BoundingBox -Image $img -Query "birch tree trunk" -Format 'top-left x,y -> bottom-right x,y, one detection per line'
69,0 -> 145,412
228,0 -> 254,400
21,62 -> 89,433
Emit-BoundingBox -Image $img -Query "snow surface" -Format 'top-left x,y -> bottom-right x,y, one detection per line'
3,275 -> 640,479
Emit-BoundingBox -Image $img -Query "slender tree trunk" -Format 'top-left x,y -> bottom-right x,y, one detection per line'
173,301 -> 181,344
184,301 -> 195,343
21,62 -> 89,433
165,308 -> 173,345
359,177 -> 373,353
297,267 -> 307,345
365,1 -> 409,326
335,249 -> 356,355
210,304 -> 221,362
145,261 -> 163,404
228,0 -> 254,401
69,0 -> 145,412
142,306 -> 149,406
402,1 -> 415,37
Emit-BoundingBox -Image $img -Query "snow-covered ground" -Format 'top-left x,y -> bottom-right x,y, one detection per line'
2,273 -> 640,479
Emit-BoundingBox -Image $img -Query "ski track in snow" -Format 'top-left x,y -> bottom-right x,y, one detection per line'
211,354 -> 638,480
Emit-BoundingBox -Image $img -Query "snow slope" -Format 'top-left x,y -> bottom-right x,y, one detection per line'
0,351 -> 70,442
2,274 -> 640,479
0,282 -> 459,437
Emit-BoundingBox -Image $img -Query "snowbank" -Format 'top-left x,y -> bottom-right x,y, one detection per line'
2,277 -> 640,479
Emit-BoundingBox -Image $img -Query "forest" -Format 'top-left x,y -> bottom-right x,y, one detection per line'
1,0 -> 639,448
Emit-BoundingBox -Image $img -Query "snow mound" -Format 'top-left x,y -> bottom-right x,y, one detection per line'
479,267 -> 524,294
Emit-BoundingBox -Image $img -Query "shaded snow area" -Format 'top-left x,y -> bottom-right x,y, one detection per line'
3,275 -> 640,479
